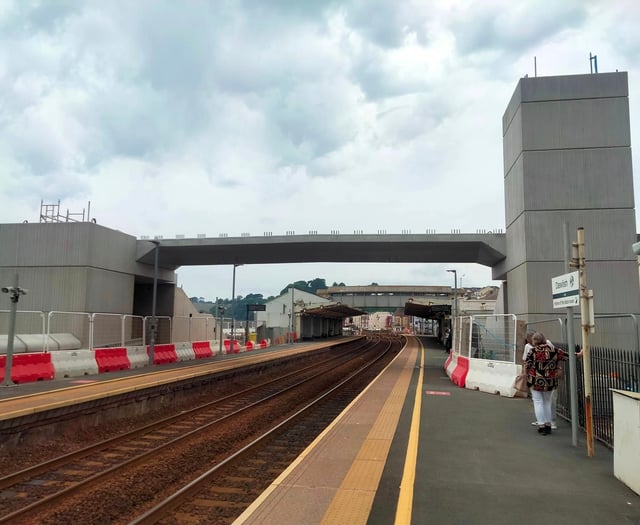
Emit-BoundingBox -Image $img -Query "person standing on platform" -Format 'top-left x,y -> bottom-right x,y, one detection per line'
523,331 -> 558,430
525,332 -> 565,435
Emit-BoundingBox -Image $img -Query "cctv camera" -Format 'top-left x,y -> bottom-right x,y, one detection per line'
1,287 -> 13,293
633,242 -> 640,256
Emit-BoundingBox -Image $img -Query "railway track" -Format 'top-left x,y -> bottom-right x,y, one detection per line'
0,335 -> 403,524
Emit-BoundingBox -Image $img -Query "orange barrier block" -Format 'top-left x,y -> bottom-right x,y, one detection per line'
0,352 -> 55,384
245,341 -> 254,350
146,343 -> 178,365
95,347 -> 131,373
223,339 -> 231,354
451,355 -> 469,388
192,341 -> 213,358
231,339 -> 240,353
260,339 -> 268,349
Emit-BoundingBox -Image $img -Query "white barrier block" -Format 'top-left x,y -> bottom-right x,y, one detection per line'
175,342 -> 196,362
50,349 -> 99,379
127,346 -> 150,369
208,340 -> 221,355
465,359 -> 521,397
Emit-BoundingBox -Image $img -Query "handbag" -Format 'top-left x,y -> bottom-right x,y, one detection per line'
513,365 -> 529,397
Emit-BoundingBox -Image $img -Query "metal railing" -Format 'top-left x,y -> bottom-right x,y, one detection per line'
526,315 -> 640,448
454,314 -> 518,362
0,310 -> 214,352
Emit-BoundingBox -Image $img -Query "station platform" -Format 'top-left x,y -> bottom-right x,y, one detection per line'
235,336 -> 640,525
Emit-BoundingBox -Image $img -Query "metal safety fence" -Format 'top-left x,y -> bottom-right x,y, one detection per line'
454,314 -> 518,362
0,310 -> 218,352
525,315 -> 640,448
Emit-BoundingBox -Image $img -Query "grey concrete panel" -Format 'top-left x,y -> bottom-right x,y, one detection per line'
500,209 -> 637,276
504,155 -> 525,227
87,223 -> 139,273
86,268 -> 134,313
1,223 -> 143,276
520,72 -> 628,103
504,263 -> 529,315
502,106 -> 523,175
510,260 -> 640,317
522,97 -> 630,151
502,80 -> 523,135
523,210 -> 637,262
503,73 -> 628,134
502,214 -> 528,271
0,267 -> 88,313
522,148 -> 634,211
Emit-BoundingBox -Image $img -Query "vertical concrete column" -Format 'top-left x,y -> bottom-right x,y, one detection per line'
497,72 -> 639,340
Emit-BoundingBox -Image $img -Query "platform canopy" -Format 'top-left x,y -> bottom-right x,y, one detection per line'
302,303 -> 366,319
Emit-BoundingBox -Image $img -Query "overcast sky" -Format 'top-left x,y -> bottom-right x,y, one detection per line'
2,0 -> 639,301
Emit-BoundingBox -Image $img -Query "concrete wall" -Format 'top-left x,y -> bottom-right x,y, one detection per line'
499,72 -> 640,337
0,222 -> 175,315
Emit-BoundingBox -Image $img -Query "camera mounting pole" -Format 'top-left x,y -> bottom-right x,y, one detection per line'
2,274 -> 28,387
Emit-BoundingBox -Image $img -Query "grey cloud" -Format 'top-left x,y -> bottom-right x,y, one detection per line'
344,0 -> 428,49
451,2 -> 588,57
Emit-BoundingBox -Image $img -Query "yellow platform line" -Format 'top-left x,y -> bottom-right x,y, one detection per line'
319,340 -> 421,525
395,338 -> 424,524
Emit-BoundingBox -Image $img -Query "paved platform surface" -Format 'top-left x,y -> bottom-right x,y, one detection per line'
238,336 -> 640,524
401,337 -> 640,525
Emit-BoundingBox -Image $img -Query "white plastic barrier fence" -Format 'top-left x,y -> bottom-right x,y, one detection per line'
126,346 -> 150,369
50,349 -> 100,379
464,359 -> 521,397
174,342 -> 196,361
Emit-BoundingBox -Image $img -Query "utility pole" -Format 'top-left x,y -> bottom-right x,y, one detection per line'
571,227 -> 595,457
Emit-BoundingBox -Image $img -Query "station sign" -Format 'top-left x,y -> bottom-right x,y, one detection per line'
551,271 -> 579,308
247,304 -> 266,312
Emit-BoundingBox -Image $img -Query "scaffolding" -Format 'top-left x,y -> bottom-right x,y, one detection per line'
39,200 -> 92,223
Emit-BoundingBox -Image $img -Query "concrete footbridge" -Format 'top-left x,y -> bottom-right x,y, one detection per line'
135,232 -> 507,272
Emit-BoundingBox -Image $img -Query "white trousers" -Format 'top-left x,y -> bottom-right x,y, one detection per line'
531,389 -> 554,425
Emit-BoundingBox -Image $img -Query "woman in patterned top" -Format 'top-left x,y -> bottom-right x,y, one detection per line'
525,332 -> 566,435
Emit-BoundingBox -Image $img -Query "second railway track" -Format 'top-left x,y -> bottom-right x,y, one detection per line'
0,334 -> 404,525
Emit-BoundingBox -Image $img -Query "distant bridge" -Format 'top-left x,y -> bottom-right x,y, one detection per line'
317,285 -> 453,312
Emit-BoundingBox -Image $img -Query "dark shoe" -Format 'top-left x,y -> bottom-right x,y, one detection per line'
543,425 -> 552,435
537,426 -> 546,434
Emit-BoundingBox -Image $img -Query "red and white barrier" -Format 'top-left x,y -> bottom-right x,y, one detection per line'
444,352 -> 468,388
1,338 -> 273,385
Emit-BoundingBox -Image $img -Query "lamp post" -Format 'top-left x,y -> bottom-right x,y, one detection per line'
447,269 -> 458,334
2,274 -> 28,387
149,241 -> 160,366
